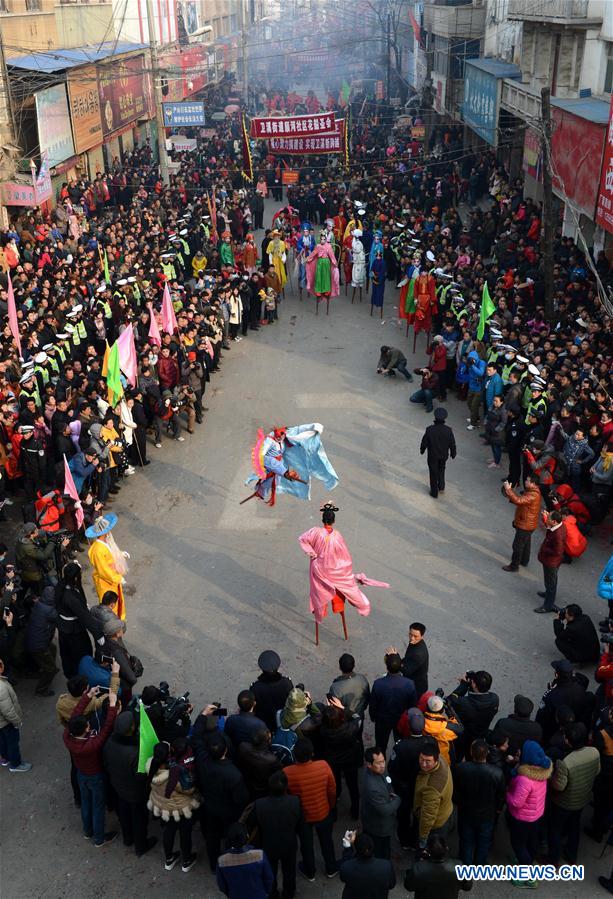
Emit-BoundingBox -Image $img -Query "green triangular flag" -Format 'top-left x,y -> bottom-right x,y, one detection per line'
138,701 -> 159,774
405,277 -> 416,314
105,340 -> 123,407
477,281 -> 496,340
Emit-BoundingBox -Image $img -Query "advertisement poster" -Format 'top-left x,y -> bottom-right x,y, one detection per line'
97,56 -> 151,137
34,85 -> 75,168
595,94 -> 613,234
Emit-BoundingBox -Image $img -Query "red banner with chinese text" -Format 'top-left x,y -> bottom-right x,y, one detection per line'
596,94 -> 613,234
268,119 -> 345,154
250,112 -> 337,139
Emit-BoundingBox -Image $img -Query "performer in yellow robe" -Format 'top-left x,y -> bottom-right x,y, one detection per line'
265,230 -> 287,289
85,513 -> 129,620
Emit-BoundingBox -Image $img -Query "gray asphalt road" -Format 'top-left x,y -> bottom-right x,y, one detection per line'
2,203 -> 610,898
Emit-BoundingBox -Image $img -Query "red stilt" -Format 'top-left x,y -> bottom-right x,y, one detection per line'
340,610 -> 348,641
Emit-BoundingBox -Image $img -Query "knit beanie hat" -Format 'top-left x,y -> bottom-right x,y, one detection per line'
280,688 -> 309,728
513,694 -> 534,718
520,740 -> 551,769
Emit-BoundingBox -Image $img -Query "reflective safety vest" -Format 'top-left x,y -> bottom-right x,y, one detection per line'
57,344 -> 68,365
162,261 -> 176,281
77,320 -> 87,340
20,384 -> 40,406
525,395 -> 547,423
501,361 -> 516,384
97,299 -> 112,320
35,364 -> 50,386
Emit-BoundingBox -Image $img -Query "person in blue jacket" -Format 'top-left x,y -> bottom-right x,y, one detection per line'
598,553 -> 613,627
484,362 -> 504,412
466,350 -> 486,430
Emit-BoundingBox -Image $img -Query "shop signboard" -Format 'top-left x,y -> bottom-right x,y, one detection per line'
163,102 -> 206,127
67,66 -> 103,154
463,61 -> 498,146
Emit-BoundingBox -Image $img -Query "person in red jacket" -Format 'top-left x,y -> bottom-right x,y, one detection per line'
157,346 -> 180,391
428,336 -> 448,400
534,511 -> 566,614
63,678 -> 119,847
285,737 -> 337,880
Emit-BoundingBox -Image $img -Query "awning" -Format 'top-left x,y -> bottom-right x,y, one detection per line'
551,96 -> 610,125
7,41 -> 148,74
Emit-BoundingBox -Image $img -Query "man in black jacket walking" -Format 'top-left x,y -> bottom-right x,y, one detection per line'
102,712 -> 157,857
419,408 -> 456,498
453,738 -> 505,864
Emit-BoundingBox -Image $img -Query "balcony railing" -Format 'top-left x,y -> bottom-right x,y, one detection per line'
507,0 -> 602,24
423,3 -> 486,40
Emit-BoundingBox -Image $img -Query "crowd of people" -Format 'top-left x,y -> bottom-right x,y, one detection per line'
0,78 -> 611,897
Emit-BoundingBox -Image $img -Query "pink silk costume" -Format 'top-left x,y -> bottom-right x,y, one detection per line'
305,242 -> 340,298
298,525 -> 389,623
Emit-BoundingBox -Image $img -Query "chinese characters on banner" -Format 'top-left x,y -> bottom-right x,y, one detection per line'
97,56 -> 152,138
268,121 -> 345,154
250,113 -> 336,139
67,66 -> 103,154
463,63 -> 498,146
162,102 -> 206,127
595,94 -> 613,234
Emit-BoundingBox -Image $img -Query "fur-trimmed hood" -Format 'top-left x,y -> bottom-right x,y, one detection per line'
517,762 -> 552,781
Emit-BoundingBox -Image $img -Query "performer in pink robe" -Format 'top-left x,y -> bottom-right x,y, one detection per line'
298,503 -> 389,624
305,237 -> 340,298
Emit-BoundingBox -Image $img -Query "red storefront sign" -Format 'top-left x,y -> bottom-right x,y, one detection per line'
97,55 -> 152,138
596,95 -> 613,234
161,45 -> 208,102
250,112 -> 336,139
551,106 -> 605,218
269,120 -> 345,154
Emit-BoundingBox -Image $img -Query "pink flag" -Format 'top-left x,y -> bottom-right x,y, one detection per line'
147,302 -> 161,347
63,454 -> 84,529
117,326 -> 138,387
7,275 -> 21,357
161,284 -> 178,334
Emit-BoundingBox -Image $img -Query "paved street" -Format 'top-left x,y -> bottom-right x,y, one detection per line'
2,210 -> 610,898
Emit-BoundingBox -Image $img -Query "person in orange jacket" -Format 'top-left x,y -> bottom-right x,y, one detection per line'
422,694 -> 463,765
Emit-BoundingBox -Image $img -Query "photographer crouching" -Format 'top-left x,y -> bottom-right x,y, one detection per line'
553,604 -> 600,665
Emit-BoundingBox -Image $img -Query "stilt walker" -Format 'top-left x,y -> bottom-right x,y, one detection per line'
305,232 -> 339,315
350,228 -> 366,304
298,503 -> 390,645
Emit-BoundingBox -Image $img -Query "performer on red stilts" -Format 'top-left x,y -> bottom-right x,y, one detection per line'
298,503 -> 390,644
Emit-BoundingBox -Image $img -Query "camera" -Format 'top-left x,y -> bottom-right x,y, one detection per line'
158,681 -> 191,725
465,670 -> 476,682
601,633 -> 613,646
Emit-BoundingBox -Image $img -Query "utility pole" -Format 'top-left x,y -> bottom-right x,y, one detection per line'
240,0 -> 249,109
540,86 -> 555,322
145,0 -> 169,186
386,10 -> 392,104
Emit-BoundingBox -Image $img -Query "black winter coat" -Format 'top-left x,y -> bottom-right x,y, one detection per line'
197,756 -> 249,822
237,742 -> 282,798
490,714 -> 542,754
452,760 -> 506,822
339,849 -> 396,899
252,794 -> 302,858
448,684 -> 499,740
249,672 -> 293,732
25,589 -> 57,652
319,714 -> 363,769
553,614 -> 600,664
103,732 -> 148,803
388,735 -> 427,803
420,422 -> 457,461
401,641 -> 429,699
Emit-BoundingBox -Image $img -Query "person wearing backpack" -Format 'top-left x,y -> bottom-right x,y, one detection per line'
248,771 -> 302,899
272,688 -> 321,765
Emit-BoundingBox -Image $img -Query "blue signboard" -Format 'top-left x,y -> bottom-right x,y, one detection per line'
162,101 -> 206,127
463,63 -> 499,147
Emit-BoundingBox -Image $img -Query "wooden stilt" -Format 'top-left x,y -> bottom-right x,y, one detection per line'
315,621 -> 319,646
351,287 -> 356,304
359,287 -> 363,303
326,298 -> 330,315
412,327 -> 417,353
380,305 -> 383,319
316,297 -> 319,315
340,610 -> 348,641
370,305 -> 373,316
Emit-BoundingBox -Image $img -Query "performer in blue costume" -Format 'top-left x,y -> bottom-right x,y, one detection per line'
296,222 -> 316,300
244,423 -> 339,506
368,229 -> 384,274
